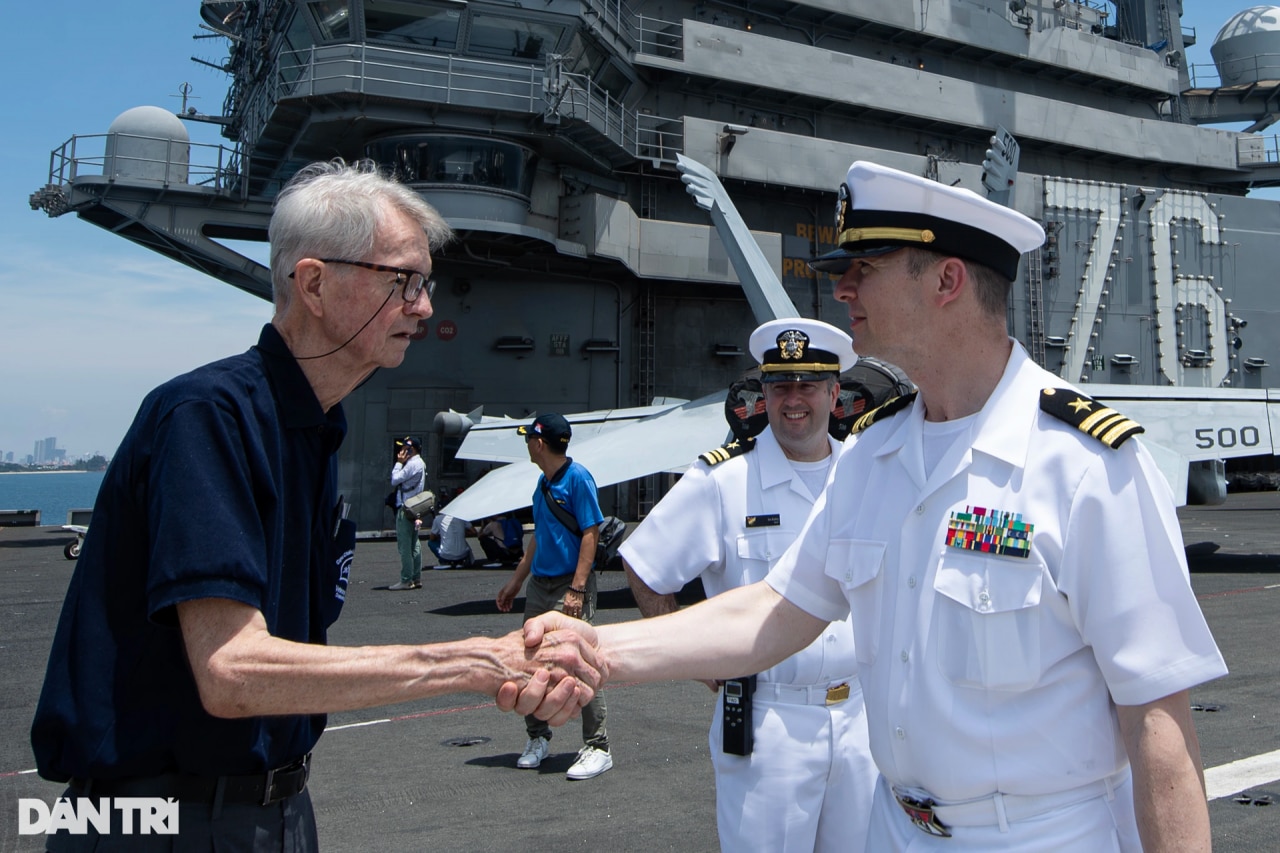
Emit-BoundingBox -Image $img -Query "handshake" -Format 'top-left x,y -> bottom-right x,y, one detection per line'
491,611 -> 604,726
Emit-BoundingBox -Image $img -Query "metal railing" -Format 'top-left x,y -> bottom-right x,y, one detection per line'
1188,54 -> 1280,89
43,132 -> 240,191
583,0 -> 639,52
636,14 -> 684,60
548,66 -> 639,153
635,113 -> 684,164
239,43 -> 686,167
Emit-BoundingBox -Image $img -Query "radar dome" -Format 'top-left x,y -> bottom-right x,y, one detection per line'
104,106 -> 190,184
1210,6 -> 1280,85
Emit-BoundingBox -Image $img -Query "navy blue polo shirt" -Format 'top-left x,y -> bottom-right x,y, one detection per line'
31,324 -> 350,781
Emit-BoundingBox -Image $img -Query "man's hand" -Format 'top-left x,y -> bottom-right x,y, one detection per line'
494,612 -> 605,723
496,577 -> 520,612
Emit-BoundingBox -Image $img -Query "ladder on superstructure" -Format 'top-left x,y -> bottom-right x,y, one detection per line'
1026,246 -> 1048,368
635,284 -> 658,518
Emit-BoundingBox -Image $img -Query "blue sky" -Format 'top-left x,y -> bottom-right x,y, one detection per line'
0,2 -> 1266,459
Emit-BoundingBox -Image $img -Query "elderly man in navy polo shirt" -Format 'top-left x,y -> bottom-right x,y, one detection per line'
30,160 -> 601,851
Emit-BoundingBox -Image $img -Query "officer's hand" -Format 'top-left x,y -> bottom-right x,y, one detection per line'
493,617 -> 603,723
496,670 -> 590,725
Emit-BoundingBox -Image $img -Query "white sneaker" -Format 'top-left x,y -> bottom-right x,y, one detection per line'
516,736 -> 549,769
566,746 -> 612,780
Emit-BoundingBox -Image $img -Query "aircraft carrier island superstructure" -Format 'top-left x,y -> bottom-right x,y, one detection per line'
30,0 -> 1280,529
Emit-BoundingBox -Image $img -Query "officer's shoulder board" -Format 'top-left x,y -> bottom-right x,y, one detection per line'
699,436 -> 757,467
849,391 -> 918,436
1039,388 -> 1144,449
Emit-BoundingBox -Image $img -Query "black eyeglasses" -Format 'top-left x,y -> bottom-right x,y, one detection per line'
307,258 -> 436,302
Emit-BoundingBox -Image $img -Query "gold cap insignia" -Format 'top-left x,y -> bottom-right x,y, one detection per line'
777,330 -> 809,361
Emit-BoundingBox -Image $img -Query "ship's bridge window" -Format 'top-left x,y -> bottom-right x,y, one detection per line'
365,0 -> 462,50
308,0 -> 351,41
467,14 -> 564,61
563,31 -> 632,100
366,135 -> 537,196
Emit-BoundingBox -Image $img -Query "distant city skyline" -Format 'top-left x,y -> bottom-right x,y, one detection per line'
0,436 -> 107,468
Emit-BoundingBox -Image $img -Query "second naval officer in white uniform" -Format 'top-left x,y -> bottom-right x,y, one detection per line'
621,317 -> 878,853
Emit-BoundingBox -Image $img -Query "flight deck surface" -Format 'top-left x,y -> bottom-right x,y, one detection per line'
1,493 -> 1277,851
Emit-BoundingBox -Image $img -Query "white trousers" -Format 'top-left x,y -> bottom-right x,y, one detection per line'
709,685 -> 877,853
865,772 -> 1141,852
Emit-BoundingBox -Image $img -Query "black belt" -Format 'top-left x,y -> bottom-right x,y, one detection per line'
69,754 -> 310,807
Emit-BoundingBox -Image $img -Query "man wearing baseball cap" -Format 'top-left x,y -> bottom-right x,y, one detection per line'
621,317 -> 877,853
528,160 -> 1225,851
498,413 -> 612,780
389,435 -> 427,590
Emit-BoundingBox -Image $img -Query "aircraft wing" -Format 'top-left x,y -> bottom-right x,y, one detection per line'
1090,385 -> 1280,505
438,393 -> 730,522
451,401 -> 692,465
439,156 -> 798,521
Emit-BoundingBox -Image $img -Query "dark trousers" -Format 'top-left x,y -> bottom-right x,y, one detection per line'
522,571 -> 608,750
45,787 -> 319,852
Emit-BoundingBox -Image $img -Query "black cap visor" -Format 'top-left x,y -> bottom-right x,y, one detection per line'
760,370 -> 837,383
807,243 -> 901,274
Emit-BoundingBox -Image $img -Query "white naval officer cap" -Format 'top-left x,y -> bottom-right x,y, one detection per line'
749,318 -> 856,383
808,160 -> 1046,281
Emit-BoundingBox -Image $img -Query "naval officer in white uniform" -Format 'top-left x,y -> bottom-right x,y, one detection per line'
526,159 -> 1227,852
621,318 -> 877,853
777,163 -> 1228,850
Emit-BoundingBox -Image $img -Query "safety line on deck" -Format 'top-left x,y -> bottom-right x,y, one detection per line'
1205,748 -> 1280,801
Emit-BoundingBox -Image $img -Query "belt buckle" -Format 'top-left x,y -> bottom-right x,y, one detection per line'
261,754 -> 310,806
895,792 -> 952,838
825,683 -> 850,705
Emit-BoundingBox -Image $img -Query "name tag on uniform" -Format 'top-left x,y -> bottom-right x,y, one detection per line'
745,514 -> 780,528
945,506 -> 1033,558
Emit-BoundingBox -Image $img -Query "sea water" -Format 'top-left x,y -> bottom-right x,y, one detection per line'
0,471 -> 106,527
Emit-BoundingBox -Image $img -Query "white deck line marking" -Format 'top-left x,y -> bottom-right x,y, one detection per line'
1205,748 -> 1280,801
325,718 -> 391,732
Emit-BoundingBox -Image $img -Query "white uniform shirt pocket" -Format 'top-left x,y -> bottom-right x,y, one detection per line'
932,551 -> 1045,691
824,539 -> 885,667
735,530 -> 792,584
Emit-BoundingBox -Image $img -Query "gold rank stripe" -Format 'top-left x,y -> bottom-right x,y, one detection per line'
849,391 -> 917,435
1078,409 -> 1143,448
703,447 -> 730,464
699,438 -> 755,466
837,226 -> 936,245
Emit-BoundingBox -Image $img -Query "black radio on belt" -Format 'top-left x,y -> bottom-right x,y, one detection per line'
722,675 -> 757,756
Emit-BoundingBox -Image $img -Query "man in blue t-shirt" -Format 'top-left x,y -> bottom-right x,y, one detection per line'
497,413 -> 612,781
30,162 -> 601,851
